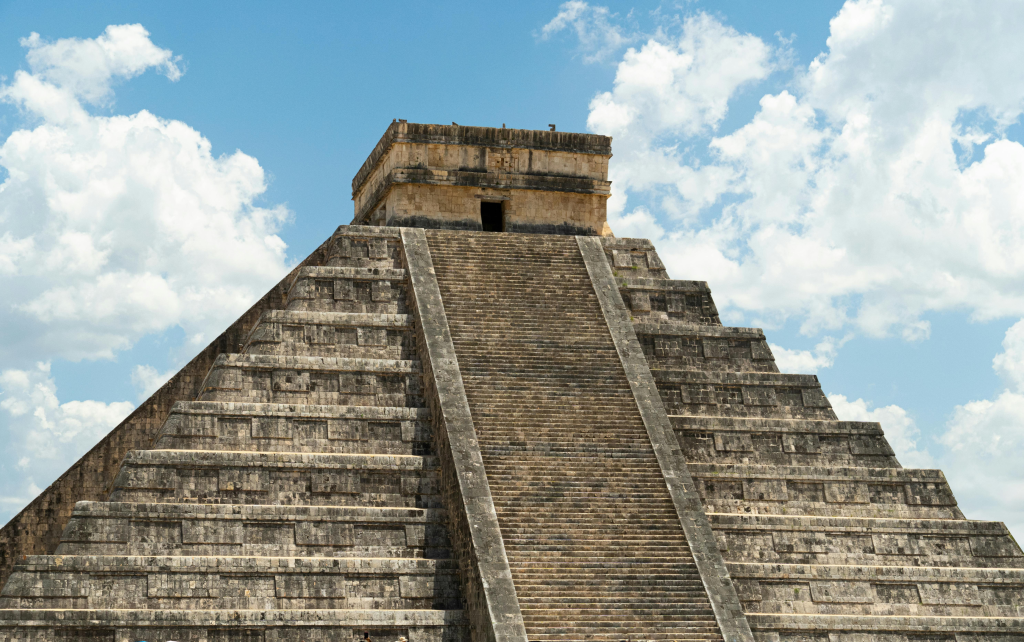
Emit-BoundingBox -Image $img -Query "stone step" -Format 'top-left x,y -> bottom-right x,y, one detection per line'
745,613 -> 1024,639
710,513 -> 1024,568
614,275 -> 721,326
286,265 -> 409,314
56,502 -> 450,559
498,528 -> 692,538
522,613 -> 718,622
497,521 -> 683,530
502,548 -> 694,556
519,597 -> 714,606
325,227 -> 404,269
689,463 -> 961,519
599,238 -> 669,279
512,577 -> 707,586
244,310 -> 414,359
0,607 -> 465,641
156,401 -> 431,455
633,323 -> 776,373
482,468 -> 672,477
109,450 -> 440,508
673,415 -> 901,468
655,370 -> 836,420
510,562 -> 702,570
728,561 -> 1024,618
197,353 -> 423,407
523,628 -> 721,641
1,554 -> 460,611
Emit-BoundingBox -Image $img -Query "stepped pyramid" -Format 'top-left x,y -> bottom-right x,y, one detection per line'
0,122 -> 1020,642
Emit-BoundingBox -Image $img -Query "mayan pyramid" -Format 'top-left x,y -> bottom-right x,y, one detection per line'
0,121 -> 1021,642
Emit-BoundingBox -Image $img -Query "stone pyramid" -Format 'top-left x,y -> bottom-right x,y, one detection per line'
0,123 -> 1020,642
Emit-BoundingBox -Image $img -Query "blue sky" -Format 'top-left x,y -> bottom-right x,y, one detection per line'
1,0 -> 1023,537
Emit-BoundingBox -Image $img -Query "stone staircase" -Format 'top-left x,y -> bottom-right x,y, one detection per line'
425,230 -> 724,642
602,236 -> 1024,640
0,228 -> 467,642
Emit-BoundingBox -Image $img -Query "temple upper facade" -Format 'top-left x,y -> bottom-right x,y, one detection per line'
350,121 -> 613,236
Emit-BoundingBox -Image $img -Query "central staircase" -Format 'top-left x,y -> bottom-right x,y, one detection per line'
426,230 -> 723,642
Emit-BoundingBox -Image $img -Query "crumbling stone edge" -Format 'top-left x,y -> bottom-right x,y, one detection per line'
401,227 -> 528,642
577,235 -> 756,642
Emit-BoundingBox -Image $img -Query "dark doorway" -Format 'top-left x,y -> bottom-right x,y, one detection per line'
481,201 -> 503,232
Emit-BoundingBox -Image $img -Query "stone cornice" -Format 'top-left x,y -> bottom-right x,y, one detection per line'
352,121 -> 612,197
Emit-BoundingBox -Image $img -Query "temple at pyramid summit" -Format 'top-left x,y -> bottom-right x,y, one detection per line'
0,120 -> 1021,642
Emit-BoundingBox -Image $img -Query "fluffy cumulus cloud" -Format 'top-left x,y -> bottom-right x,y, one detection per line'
539,1 -> 632,63
0,25 -> 290,362
770,337 -> 841,375
130,364 -> 176,402
585,0 -> 1024,341
587,11 -> 775,222
0,363 -> 134,509
938,320 -> 1024,535
0,25 -> 291,518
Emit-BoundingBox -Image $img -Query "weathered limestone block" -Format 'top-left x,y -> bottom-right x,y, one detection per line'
657,371 -> 837,420
0,555 -> 461,611
286,266 -> 409,314
244,311 -> 414,359
673,417 -> 901,468
0,608 -> 466,642
636,323 -> 779,373
731,562 -> 1024,618
711,514 -> 1024,568
197,354 -> 423,407
616,276 -> 722,325
325,229 -> 404,269
108,451 -> 441,508
157,402 -> 430,455
56,503 -> 451,560
599,238 -> 670,279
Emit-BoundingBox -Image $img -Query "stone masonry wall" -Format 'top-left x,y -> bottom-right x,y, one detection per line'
353,141 -> 609,219
0,236 -> 332,587
383,184 -> 608,236
351,122 -> 613,235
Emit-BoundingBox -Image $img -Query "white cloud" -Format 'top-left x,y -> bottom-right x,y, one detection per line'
586,11 -> 775,219
939,318 -> 1024,536
0,25 -> 293,521
588,0 -> 1024,344
0,363 -> 134,512
829,393 -> 934,468
20,24 -> 181,106
131,364 -> 175,402
770,337 -> 840,374
607,205 -> 665,242
992,318 -> 1024,391
0,25 -> 292,364
539,1 -> 631,63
